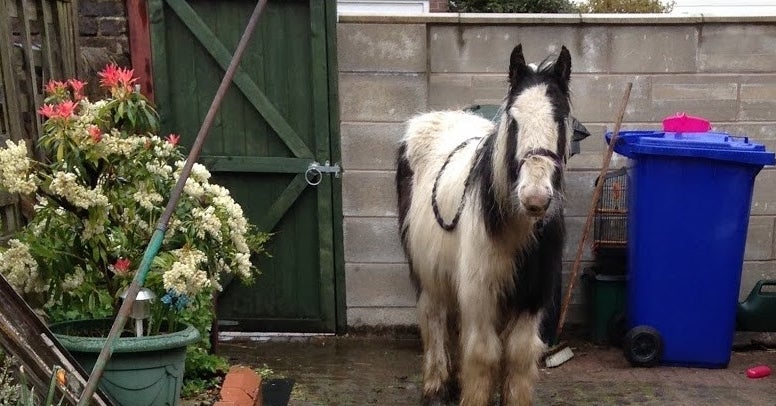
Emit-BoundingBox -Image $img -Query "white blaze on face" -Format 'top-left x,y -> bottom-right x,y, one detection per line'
510,84 -> 560,216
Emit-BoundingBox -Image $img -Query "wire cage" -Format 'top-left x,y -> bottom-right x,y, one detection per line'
593,167 -> 629,254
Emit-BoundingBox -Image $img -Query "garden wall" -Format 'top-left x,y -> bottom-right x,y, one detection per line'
337,13 -> 776,327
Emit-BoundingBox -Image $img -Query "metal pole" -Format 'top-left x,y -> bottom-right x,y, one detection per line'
77,1 -> 268,403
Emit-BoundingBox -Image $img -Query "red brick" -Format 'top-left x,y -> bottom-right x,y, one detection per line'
222,366 -> 261,392
429,0 -> 448,12
220,387 -> 254,406
219,365 -> 263,406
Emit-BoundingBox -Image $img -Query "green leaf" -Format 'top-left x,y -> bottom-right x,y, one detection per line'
144,108 -> 159,132
117,101 -> 126,119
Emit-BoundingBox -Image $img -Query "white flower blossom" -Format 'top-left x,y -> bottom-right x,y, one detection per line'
192,206 -> 222,241
76,99 -> 108,124
151,136 -> 176,158
48,171 -> 109,209
61,267 -> 86,291
0,140 -> 38,194
162,248 -> 210,296
183,178 -> 205,198
173,161 -> 211,198
100,130 -> 144,157
175,160 -> 210,183
132,188 -> 164,211
146,161 -> 173,177
0,240 -> 46,294
190,163 -> 211,183
208,190 -> 250,253
82,218 -> 105,240
232,252 -> 252,280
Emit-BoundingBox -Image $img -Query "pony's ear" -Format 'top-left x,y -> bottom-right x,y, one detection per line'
509,44 -> 529,87
553,46 -> 572,86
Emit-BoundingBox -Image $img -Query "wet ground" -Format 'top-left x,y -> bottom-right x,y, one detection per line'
215,332 -> 776,405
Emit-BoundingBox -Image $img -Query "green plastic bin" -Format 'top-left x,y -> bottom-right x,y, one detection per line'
584,268 -> 627,345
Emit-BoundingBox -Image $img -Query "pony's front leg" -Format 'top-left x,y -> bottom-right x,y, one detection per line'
501,312 -> 544,406
418,290 -> 454,405
458,278 -> 501,406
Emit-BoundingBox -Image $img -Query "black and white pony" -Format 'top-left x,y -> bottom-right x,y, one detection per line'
396,44 -> 572,406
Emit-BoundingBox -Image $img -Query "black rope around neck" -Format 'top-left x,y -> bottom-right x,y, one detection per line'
431,137 -> 481,231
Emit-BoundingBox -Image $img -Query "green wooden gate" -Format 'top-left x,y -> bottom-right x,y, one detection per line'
147,0 -> 344,333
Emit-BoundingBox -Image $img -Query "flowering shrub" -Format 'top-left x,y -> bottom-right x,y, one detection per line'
0,65 -> 268,335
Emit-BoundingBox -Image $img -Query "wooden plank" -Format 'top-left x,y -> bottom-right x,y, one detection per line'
199,156 -> 310,173
238,2 -> 267,158
54,1 -> 77,78
261,3 -> 291,158
323,0 -> 348,334
68,0 -> 82,78
0,1 -> 24,141
18,0 -> 42,143
57,0 -> 80,79
39,0 -> 60,81
186,1 -> 214,154
214,4 -> 244,158
147,0 -> 172,129
0,275 -> 116,405
164,0 -> 314,159
257,174 -> 309,233
309,0 -> 336,332
126,0 -> 156,101
0,191 -> 17,207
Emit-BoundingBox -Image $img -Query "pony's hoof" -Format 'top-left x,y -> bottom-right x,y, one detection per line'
421,398 -> 447,406
422,392 -> 453,406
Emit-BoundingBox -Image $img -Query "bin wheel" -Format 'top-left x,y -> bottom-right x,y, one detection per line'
623,325 -> 663,367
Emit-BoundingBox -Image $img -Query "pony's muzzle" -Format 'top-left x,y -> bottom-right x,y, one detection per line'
523,194 -> 551,217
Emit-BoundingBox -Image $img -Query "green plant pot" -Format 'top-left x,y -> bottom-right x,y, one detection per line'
50,318 -> 200,406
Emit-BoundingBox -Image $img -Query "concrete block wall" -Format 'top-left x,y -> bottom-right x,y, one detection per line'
338,14 -> 776,328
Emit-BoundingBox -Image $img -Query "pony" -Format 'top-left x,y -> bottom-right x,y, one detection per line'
395,44 -> 572,406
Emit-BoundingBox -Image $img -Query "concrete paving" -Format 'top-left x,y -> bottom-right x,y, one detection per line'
217,332 -> 776,405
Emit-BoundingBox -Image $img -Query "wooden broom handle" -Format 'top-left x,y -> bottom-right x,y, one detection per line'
556,82 -> 633,339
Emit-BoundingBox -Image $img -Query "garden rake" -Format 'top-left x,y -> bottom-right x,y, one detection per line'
544,82 -> 633,368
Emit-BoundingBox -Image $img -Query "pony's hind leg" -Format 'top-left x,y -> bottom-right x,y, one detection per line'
501,312 -> 545,406
418,290 -> 455,405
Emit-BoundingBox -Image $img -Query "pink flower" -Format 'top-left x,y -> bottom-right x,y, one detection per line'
113,258 -> 131,275
39,101 -> 77,120
45,80 -> 67,96
88,125 -> 102,143
68,79 -> 87,100
54,101 -> 77,119
166,134 -> 180,146
38,104 -> 57,118
98,63 -> 136,91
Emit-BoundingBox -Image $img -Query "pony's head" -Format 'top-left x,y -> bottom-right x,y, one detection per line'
501,44 -> 572,218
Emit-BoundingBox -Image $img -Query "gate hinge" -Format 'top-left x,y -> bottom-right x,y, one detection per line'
305,161 -> 341,185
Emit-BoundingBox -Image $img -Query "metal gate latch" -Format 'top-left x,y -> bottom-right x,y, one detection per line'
305,161 -> 341,186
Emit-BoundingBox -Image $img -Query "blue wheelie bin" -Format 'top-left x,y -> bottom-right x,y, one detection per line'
606,130 -> 775,368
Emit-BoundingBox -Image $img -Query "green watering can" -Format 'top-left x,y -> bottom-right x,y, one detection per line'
737,280 -> 776,332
